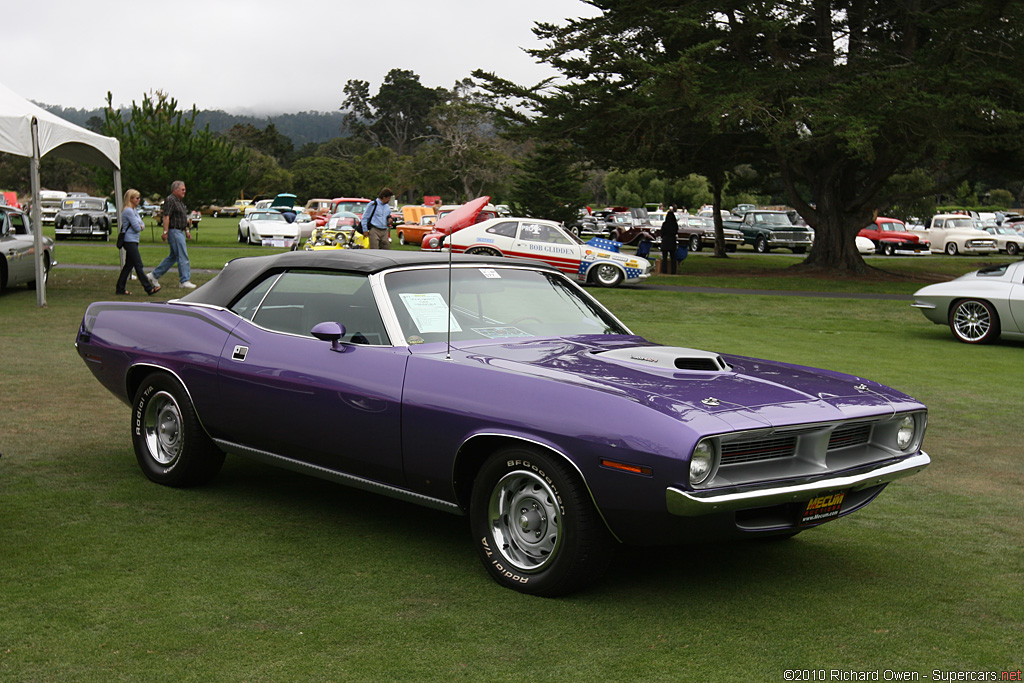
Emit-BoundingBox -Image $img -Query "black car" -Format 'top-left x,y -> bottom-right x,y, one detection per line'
53,196 -> 113,241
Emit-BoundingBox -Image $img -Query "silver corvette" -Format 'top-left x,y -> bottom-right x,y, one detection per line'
911,260 -> 1024,343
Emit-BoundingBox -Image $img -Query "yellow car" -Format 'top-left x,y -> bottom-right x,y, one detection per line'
304,214 -> 369,250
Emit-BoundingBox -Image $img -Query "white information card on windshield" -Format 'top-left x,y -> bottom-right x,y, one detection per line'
399,292 -> 462,334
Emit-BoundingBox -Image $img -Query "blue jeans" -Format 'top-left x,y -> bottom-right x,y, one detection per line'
152,228 -> 190,284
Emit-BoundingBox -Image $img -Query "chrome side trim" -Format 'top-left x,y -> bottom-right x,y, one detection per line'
666,452 -> 930,517
214,439 -> 464,515
910,302 -> 936,310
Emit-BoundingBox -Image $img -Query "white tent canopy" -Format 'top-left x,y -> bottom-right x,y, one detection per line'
0,81 -> 121,305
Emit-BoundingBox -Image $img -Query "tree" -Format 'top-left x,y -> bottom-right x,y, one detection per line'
509,142 -> 590,224
341,69 -> 445,156
290,156 -> 360,201
225,122 -> 294,165
478,0 -> 1024,273
421,79 -> 519,202
101,91 -> 249,206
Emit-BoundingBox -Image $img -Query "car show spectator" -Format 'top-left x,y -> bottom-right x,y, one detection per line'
149,180 -> 195,289
361,188 -> 394,249
660,206 -> 680,274
115,189 -> 160,296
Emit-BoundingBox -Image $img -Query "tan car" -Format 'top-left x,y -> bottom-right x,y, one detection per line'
304,198 -> 333,220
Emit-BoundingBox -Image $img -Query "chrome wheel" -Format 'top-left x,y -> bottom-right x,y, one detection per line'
487,470 -> 562,572
142,390 -> 183,466
592,263 -> 623,287
945,241 -> 959,255
689,235 -> 702,252
950,299 -> 999,344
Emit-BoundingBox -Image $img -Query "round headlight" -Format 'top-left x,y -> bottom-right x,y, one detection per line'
897,415 -> 916,450
428,237 -> 439,249
690,440 -> 716,486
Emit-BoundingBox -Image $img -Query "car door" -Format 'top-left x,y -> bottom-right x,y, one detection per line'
1009,265 -> 1024,333
215,270 -> 408,485
511,221 -> 581,276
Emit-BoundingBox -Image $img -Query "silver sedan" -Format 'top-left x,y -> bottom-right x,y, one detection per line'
911,260 -> 1024,343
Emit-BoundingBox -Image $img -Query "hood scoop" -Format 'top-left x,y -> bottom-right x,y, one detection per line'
594,346 -> 730,372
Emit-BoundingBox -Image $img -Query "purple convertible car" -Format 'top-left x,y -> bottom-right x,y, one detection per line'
77,251 -> 930,596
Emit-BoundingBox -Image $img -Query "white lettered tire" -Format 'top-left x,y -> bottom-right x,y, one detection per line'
470,446 -> 613,596
132,373 -> 225,487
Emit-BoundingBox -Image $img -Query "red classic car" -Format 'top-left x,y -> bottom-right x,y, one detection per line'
858,217 -> 930,256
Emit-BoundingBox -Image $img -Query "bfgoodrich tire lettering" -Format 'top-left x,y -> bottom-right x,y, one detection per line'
469,447 -> 613,596
132,373 -> 225,487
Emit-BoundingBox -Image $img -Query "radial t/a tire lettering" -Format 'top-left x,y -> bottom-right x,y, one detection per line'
131,373 -> 225,487
469,447 -> 613,597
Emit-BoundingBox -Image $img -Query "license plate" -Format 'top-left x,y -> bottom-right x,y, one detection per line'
73,227 -> 91,234
800,491 -> 847,526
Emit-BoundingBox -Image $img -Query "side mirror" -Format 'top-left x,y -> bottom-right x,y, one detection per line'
310,321 -> 347,352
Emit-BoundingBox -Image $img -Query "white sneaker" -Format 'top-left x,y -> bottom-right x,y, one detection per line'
179,281 -> 197,289
148,272 -> 159,286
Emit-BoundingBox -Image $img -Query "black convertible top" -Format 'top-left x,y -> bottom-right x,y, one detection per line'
178,249 -> 552,307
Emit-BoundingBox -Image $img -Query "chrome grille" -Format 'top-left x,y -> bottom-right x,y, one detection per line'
72,214 -> 92,227
721,435 -> 797,464
773,231 -> 812,241
828,422 -> 871,450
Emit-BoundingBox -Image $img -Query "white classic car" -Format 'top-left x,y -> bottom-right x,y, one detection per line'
980,226 -> 1024,256
237,210 -> 302,248
909,214 -> 998,255
445,217 -> 652,288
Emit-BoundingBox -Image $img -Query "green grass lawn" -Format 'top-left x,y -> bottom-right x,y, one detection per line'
2,243 -> 1022,681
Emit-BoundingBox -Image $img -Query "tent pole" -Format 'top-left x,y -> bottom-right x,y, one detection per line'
30,118 -> 46,307
114,170 -> 124,269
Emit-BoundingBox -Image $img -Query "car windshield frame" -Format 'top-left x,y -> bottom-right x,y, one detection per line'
380,264 -> 630,346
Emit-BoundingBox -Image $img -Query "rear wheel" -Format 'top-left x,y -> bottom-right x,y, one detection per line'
465,246 -> 502,257
949,299 -> 1000,344
1007,242 -> 1020,256
469,446 -> 613,596
131,373 -> 225,487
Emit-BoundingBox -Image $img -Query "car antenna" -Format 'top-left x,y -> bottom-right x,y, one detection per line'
446,229 -> 453,360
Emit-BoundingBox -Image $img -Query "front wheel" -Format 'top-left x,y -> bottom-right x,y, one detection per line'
945,241 -> 959,256
689,235 -> 702,252
131,373 -> 225,487
469,447 -> 613,596
949,299 -> 1000,344
755,236 -> 769,253
591,263 -> 624,288
882,242 -> 896,256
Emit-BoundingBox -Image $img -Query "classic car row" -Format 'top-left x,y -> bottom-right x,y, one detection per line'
76,249 -> 931,596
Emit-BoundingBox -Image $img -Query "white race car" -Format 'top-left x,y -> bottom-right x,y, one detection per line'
446,217 -> 652,287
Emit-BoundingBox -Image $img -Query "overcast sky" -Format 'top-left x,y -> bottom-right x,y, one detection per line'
7,0 -> 597,114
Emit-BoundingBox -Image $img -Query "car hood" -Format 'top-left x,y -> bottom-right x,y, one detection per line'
443,336 -> 913,429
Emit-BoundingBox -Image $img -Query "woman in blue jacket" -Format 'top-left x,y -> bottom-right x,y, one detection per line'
115,189 -> 161,295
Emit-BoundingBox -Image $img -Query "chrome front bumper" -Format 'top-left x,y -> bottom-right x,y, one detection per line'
666,452 -> 930,517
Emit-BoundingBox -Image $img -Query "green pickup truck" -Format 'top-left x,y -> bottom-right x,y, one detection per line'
725,209 -> 814,253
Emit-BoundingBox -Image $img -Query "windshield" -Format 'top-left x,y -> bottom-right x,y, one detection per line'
334,201 -> 369,214
754,213 -> 793,226
383,266 -> 628,344
945,218 -> 975,229
62,198 -> 104,211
